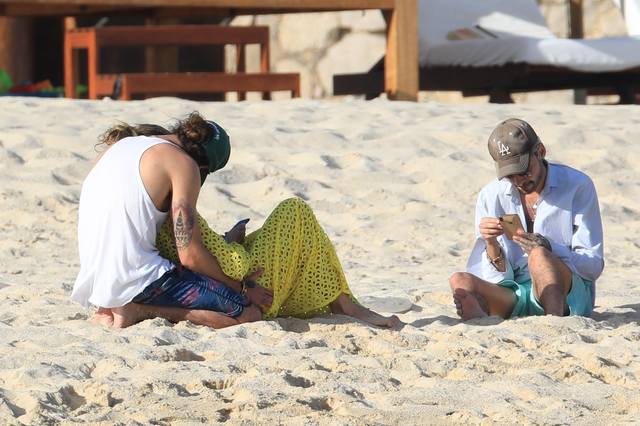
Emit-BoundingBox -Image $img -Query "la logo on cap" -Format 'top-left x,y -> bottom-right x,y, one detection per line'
498,141 -> 510,156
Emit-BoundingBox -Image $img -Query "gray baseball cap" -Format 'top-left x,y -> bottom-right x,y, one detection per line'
487,118 -> 540,179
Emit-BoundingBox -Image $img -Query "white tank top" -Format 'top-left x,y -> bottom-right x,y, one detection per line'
71,136 -> 174,308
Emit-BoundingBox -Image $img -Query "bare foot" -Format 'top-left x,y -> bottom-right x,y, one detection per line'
91,307 -> 114,328
111,303 -> 155,328
383,314 -> 403,329
453,288 -> 488,320
331,294 -> 405,329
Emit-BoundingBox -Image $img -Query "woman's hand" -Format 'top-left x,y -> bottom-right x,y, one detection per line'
479,217 -> 503,242
245,285 -> 273,309
243,268 -> 273,309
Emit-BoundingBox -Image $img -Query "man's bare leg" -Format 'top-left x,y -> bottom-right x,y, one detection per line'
91,307 -> 114,327
111,303 -> 263,329
330,294 -> 403,328
449,272 -> 517,320
528,247 -> 572,316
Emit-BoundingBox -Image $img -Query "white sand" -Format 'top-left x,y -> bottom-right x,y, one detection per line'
0,97 -> 638,424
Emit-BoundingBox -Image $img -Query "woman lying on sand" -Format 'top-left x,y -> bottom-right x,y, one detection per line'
72,112 -> 400,329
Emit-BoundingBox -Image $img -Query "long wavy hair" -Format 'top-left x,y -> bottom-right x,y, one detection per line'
97,112 -> 214,169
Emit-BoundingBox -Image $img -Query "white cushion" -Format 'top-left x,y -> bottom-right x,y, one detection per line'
419,0 -> 551,49
418,0 -> 640,72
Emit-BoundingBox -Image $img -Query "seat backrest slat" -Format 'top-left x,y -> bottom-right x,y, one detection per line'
76,25 -> 270,46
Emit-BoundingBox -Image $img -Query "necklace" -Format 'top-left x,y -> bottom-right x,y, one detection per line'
525,199 -> 539,220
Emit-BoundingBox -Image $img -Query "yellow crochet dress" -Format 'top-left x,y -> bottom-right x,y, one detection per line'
156,197 -> 352,318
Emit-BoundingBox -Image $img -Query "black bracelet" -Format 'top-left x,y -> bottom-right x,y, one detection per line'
240,279 -> 256,296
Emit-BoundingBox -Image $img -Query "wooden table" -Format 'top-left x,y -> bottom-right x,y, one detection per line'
0,0 -> 418,100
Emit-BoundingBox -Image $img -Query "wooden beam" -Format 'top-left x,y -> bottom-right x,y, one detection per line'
384,0 -> 418,101
0,0 -> 395,15
3,4 -> 144,16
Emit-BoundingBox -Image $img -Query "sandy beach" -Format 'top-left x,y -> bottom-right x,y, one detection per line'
0,96 -> 639,424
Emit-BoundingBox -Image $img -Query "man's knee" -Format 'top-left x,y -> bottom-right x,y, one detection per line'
528,246 -> 572,284
237,305 -> 262,323
449,272 -> 474,290
528,246 -> 551,266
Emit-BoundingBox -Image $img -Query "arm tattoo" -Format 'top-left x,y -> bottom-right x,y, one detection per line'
172,201 -> 195,250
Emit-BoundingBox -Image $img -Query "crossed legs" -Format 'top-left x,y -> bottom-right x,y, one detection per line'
449,246 -> 572,320
92,304 -> 263,329
94,297 -> 402,329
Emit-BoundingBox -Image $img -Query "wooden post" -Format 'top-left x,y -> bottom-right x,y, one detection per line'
87,30 -> 99,99
0,16 -> 33,87
569,0 -> 584,39
236,43 -> 246,100
63,17 -> 78,98
260,34 -> 271,100
569,0 -> 586,104
384,0 -> 418,101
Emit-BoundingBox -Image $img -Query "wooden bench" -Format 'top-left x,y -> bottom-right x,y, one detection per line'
64,23 -> 300,100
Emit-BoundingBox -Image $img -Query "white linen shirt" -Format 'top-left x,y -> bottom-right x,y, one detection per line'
466,162 -> 604,289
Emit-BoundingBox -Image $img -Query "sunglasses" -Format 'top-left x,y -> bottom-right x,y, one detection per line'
510,168 -> 533,179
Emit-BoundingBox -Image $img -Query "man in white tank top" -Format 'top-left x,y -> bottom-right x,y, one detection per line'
72,113 -> 273,328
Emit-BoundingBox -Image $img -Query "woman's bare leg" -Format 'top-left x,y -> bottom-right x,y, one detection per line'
330,294 -> 402,328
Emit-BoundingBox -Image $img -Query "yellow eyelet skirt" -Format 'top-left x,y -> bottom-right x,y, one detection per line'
156,197 -> 351,319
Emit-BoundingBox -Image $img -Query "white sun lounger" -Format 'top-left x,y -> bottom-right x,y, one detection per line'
334,0 -> 640,103
422,0 -> 640,72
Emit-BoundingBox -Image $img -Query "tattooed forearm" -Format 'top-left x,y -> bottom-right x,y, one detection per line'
172,201 -> 195,250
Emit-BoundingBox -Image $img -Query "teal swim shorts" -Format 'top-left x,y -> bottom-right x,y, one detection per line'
498,274 -> 594,318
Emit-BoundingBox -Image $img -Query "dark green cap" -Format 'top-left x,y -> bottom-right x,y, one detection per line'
203,120 -> 231,174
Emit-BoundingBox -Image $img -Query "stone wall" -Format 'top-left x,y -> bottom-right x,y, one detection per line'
232,0 -> 628,102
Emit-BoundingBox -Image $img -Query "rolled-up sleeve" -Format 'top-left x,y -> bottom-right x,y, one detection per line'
550,178 -> 604,281
466,189 -> 514,283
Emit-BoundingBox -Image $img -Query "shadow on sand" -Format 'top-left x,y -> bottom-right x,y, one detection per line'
591,303 -> 640,327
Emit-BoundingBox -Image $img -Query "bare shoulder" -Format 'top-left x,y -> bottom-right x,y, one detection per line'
145,142 -> 196,170
148,141 -> 187,159
139,141 -> 199,211
146,142 -> 200,192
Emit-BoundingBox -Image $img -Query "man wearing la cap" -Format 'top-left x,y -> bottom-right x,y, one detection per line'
72,112 -> 272,328
449,118 -> 604,320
